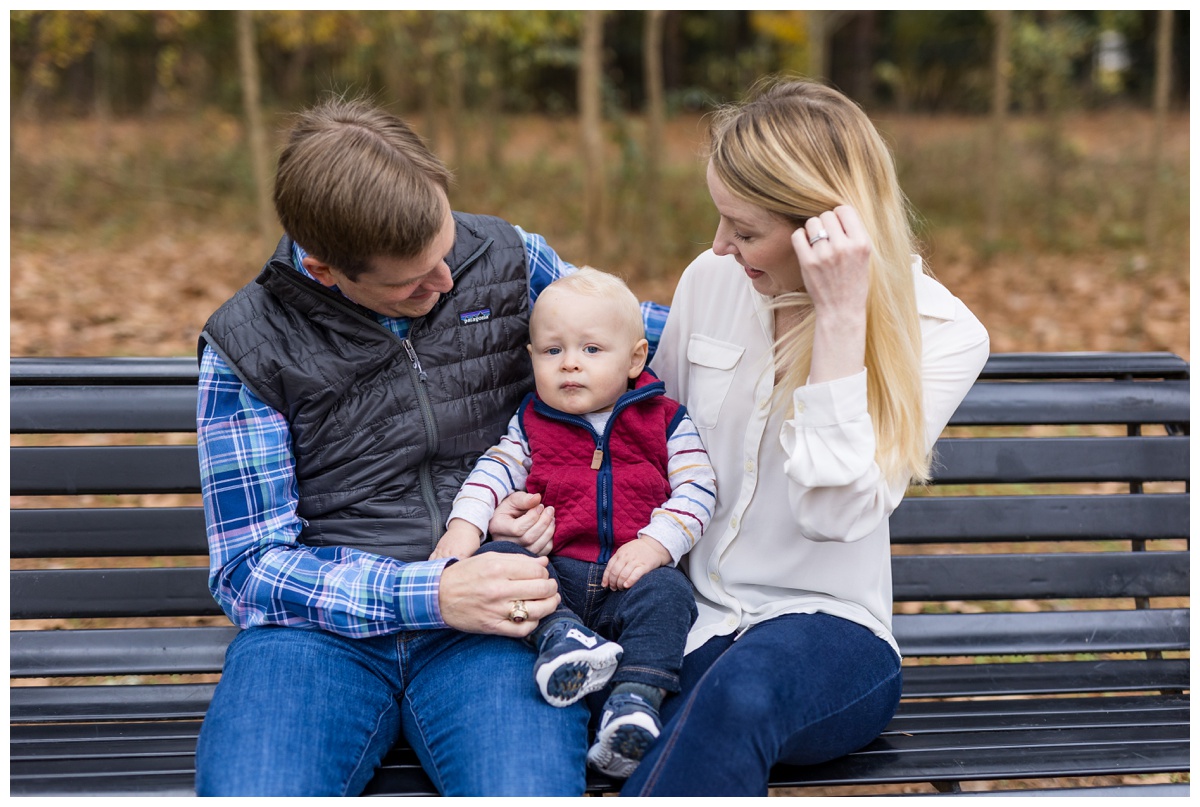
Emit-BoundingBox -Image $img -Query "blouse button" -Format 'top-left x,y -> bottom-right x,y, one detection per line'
709,572 -> 720,583
744,460 -> 754,473
795,400 -> 807,414
726,616 -> 738,627
730,517 -> 738,531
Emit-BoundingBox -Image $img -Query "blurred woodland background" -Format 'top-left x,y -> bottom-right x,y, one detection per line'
9,10 -> 1190,361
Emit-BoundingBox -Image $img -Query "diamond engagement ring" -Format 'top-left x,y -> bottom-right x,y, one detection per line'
808,230 -> 830,246
509,600 -> 529,623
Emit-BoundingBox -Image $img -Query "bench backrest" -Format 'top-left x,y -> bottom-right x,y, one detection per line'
10,352 -> 1190,722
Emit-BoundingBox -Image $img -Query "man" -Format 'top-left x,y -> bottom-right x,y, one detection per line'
194,97 -> 666,796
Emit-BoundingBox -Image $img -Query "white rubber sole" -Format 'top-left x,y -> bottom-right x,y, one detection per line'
534,642 -> 623,707
587,709 -> 661,779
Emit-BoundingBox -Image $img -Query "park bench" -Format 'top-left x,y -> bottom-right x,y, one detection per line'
10,351 -> 1189,796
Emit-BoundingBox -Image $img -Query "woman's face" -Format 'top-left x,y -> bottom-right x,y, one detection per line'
706,161 -> 805,297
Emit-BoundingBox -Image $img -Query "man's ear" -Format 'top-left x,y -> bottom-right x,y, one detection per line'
527,344 -> 534,358
628,338 -> 649,379
301,256 -> 339,288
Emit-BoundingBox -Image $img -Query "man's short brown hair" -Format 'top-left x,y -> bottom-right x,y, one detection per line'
273,96 -> 453,279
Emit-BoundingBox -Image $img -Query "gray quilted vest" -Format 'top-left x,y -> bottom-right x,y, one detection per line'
199,212 -> 533,561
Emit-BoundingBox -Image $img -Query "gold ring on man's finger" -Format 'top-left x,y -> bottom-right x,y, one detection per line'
509,600 -> 529,623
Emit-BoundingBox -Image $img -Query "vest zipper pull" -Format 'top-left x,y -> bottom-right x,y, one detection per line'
403,340 -> 428,382
590,448 -> 603,470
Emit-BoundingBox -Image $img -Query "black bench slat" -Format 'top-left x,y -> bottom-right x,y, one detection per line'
963,784 -> 1191,796
11,683 -> 216,723
11,507 -> 209,558
890,493 -> 1188,543
11,357 -> 199,386
17,554 -> 1183,622
11,386 -> 198,434
11,627 -> 235,678
900,659 -> 1190,698
10,352 -> 1187,387
11,568 -> 220,620
8,353 -> 1187,388
975,352 -> 1189,380
11,755 -> 200,796
892,552 -> 1188,601
771,729 -> 1190,788
950,381 -> 1189,426
11,445 -> 201,495
930,436 -> 1187,484
893,609 -> 1189,657
13,734 -> 199,762
10,771 -> 199,797
889,693 -> 1189,732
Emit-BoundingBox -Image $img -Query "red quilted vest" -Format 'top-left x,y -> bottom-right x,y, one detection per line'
521,371 -> 683,563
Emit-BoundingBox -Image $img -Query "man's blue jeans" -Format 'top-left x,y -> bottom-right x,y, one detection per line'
621,612 -> 902,796
194,624 -> 589,796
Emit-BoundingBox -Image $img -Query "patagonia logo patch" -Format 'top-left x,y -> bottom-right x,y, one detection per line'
459,308 -> 492,325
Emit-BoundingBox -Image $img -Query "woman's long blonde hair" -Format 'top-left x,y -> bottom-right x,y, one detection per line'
709,78 -> 930,483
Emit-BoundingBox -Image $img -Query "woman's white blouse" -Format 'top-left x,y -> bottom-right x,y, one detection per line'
651,250 -> 990,656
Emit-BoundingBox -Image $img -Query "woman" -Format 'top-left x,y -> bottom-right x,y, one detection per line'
621,79 -> 989,795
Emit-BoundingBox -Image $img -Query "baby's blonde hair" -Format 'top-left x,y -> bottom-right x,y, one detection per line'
536,267 -> 645,343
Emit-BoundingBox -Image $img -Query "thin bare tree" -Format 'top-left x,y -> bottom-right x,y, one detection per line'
580,10 -> 606,264
236,10 -> 276,249
642,10 -> 666,279
1145,9 -> 1173,256
984,10 -> 1012,247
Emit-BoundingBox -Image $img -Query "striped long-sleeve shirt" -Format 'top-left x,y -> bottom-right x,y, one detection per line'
449,407 -> 716,565
197,226 -> 668,637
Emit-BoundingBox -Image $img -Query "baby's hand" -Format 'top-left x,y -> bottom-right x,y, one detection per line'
430,520 -> 484,560
602,536 -> 672,590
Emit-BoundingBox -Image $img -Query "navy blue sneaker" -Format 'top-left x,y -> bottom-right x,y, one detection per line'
586,692 -> 662,778
533,621 -> 623,707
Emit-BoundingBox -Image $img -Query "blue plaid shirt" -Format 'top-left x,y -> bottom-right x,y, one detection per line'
198,226 -> 668,637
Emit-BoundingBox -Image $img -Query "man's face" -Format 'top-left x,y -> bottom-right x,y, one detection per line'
305,195 -> 457,319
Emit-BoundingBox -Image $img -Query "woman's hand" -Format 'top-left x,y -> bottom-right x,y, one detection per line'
791,205 -> 871,384
438,551 -> 560,638
487,491 -> 555,556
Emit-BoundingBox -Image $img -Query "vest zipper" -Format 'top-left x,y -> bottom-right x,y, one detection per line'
403,340 -> 429,382
403,336 -> 443,548
531,381 -> 665,564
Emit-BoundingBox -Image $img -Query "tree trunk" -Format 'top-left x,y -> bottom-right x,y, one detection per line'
444,13 -> 466,168
806,11 -> 857,83
642,10 -> 666,280
1041,10 -> 1066,248
236,10 -> 276,249
1144,9 -> 1173,257
580,10 -> 606,264
984,9 -> 1012,247
481,31 -> 505,172
94,24 -> 112,155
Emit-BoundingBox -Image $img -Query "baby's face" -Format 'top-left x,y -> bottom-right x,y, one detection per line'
528,287 -> 647,415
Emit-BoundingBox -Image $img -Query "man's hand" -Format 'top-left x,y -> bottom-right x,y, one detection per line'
487,491 -> 555,556
430,519 -> 483,560
438,551 -> 560,638
601,535 -> 672,591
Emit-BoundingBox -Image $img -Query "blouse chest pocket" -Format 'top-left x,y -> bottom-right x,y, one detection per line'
685,335 -> 745,430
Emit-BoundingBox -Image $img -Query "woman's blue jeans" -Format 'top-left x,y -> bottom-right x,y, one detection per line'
621,612 -> 902,796
194,624 -> 588,796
